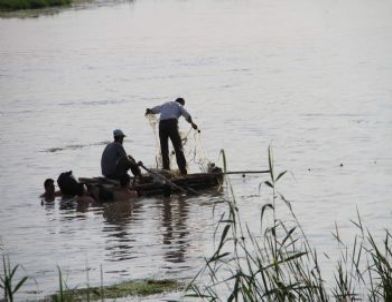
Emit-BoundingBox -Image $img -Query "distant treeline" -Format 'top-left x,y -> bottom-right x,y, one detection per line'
0,0 -> 71,10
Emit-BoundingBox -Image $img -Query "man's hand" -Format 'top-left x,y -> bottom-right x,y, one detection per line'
191,122 -> 198,130
145,108 -> 152,115
128,155 -> 136,164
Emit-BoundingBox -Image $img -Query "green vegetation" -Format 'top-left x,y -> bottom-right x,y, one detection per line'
50,265 -> 182,301
0,260 -> 181,301
52,279 -> 181,301
0,0 -> 71,11
0,255 -> 28,302
186,147 -> 392,301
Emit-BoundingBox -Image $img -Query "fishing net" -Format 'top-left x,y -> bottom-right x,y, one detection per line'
146,114 -> 212,173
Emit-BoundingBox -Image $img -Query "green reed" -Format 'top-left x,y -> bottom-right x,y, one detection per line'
0,0 -> 71,11
0,255 -> 28,302
186,146 -> 392,301
52,266 -> 70,302
367,230 -> 392,301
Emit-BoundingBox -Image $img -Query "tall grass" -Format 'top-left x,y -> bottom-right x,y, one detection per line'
0,0 -> 71,11
52,266 -> 69,302
368,230 -> 392,301
186,147 -> 392,301
0,255 -> 28,302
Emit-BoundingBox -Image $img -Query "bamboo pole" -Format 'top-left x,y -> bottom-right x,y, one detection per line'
223,170 -> 270,175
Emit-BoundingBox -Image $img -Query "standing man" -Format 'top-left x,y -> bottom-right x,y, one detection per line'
145,98 -> 198,175
101,129 -> 142,180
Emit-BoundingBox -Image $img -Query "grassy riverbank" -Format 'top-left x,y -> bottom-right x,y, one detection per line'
50,278 -> 182,301
0,0 -> 71,11
0,257 -> 183,301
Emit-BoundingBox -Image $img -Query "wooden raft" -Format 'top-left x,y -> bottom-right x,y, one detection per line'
79,171 -> 224,197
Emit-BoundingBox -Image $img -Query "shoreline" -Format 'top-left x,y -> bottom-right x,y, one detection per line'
48,278 -> 183,301
0,0 -> 71,12
0,0 -> 122,18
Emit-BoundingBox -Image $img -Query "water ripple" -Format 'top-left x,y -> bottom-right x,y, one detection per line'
42,141 -> 110,153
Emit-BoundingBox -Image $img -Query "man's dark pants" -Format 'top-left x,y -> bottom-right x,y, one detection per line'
159,119 -> 187,174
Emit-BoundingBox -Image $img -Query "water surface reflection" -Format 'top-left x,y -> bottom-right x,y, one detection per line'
160,197 -> 190,264
103,200 -> 142,262
41,196 -> 196,268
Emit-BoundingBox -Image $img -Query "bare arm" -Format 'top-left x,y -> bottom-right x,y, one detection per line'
180,107 -> 198,130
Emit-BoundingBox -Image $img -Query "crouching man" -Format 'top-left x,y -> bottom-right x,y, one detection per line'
101,129 -> 142,180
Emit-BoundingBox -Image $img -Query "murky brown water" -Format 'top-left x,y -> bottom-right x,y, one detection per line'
0,0 -> 391,300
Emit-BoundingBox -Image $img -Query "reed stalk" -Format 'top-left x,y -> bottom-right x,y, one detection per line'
0,255 -> 28,302
186,146 -> 391,302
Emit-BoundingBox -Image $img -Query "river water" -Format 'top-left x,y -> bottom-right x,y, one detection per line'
0,0 -> 391,300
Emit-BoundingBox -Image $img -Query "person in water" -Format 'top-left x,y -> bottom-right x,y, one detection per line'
55,171 -> 96,211
145,98 -> 198,175
101,129 -> 142,180
57,171 -> 79,197
40,178 -> 62,201
56,171 -> 95,202
75,183 -> 96,204
113,174 -> 139,201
